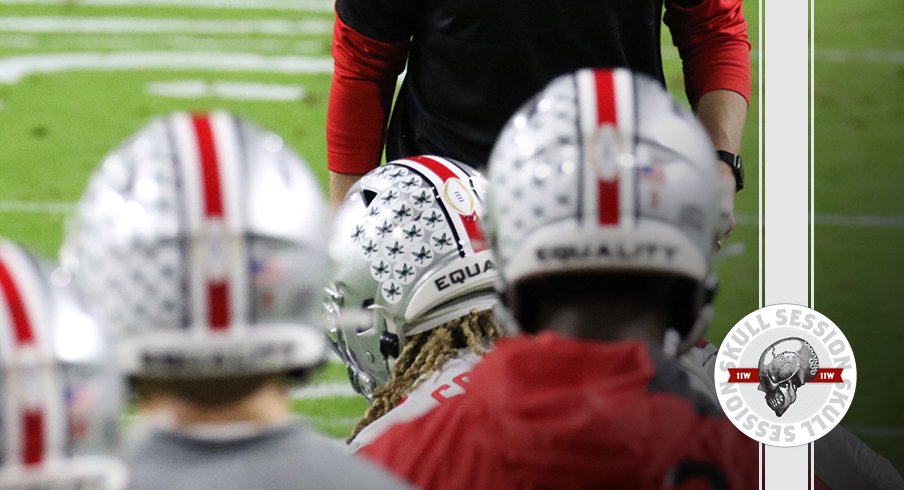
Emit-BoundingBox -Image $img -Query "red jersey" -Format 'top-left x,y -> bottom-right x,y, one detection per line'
363,332 -> 758,489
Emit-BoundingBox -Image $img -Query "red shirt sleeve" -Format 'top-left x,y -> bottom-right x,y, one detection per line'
326,13 -> 409,174
664,0 -> 752,106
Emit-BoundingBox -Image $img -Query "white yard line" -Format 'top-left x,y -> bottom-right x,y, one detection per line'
735,213 -> 904,228
0,16 -> 332,36
817,49 -> 904,65
662,48 -> 904,65
0,51 -> 332,84
0,0 -> 334,12
290,381 -> 357,400
0,33 -> 324,55
147,79 -> 306,101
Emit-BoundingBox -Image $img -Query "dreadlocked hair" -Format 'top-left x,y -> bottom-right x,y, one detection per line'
348,308 -> 502,442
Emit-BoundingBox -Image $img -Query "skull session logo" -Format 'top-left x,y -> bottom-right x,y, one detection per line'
714,304 -> 857,447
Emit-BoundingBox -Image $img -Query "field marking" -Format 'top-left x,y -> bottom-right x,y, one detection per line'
735,213 -> 904,228
147,79 -> 305,101
290,381 -> 357,400
0,16 -> 332,36
0,33 -> 325,54
0,0 -> 333,12
0,51 -> 332,84
816,49 -> 904,65
662,48 -> 904,65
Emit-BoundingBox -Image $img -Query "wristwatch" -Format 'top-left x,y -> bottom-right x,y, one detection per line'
717,150 -> 744,192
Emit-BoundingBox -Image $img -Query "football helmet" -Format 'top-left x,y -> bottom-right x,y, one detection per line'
484,68 -> 725,351
0,240 -> 126,489
61,111 -> 329,379
326,156 -> 497,399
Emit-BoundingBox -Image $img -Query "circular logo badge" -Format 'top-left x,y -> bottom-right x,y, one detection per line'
714,304 -> 857,447
442,178 -> 476,215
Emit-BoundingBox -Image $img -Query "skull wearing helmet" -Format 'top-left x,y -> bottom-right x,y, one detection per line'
757,337 -> 819,417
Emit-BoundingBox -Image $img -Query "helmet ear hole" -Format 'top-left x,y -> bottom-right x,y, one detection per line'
380,332 -> 400,359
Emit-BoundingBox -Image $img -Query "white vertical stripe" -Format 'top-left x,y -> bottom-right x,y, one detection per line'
764,0 -> 809,307
763,0 -> 812,483
1,370 -> 19,464
612,69 -> 635,138
613,70 -> 636,226
209,111 -> 247,331
576,70 -> 601,228
170,113 -> 208,331
809,0 -> 816,312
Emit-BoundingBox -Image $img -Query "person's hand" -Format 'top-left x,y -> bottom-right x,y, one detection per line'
717,161 -> 737,242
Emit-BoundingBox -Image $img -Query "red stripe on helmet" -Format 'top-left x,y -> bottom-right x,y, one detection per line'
593,70 -> 620,226
0,256 -> 34,345
22,409 -> 44,465
207,282 -> 230,331
191,115 -> 225,218
191,114 -> 232,332
594,70 -> 618,125
407,156 -> 487,252
597,180 -> 620,225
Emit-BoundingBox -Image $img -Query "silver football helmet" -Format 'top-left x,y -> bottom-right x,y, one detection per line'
0,240 -> 127,490
485,68 -> 725,352
326,156 -> 497,399
61,110 -> 329,379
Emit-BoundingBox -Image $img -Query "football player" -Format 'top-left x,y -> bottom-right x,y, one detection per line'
361,68 -> 759,489
0,239 -> 127,490
60,111 -> 409,490
327,155 -> 503,450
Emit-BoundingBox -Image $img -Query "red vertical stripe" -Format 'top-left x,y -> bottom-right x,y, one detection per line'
594,70 -> 618,125
0,257 -> 34,345
594,70 -> 620,225
597,180 -> 620,225
191,115 -> 225,218
208,282 -> 230,331
22,410 -> 44,465
462,216 -> 488,252
191,114 -> 231,331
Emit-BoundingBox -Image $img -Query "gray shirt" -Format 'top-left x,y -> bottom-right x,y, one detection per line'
124,422 -> 410,490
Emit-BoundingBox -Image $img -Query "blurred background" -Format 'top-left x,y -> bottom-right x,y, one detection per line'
0,0 -> 899,470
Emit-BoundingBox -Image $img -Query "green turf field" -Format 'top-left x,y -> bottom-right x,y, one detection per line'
0,0 -> 900,471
